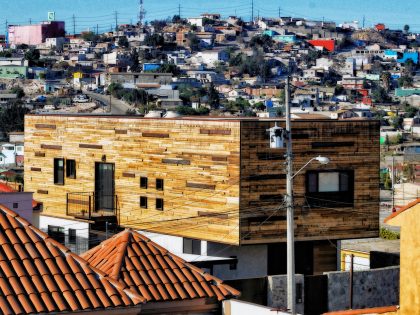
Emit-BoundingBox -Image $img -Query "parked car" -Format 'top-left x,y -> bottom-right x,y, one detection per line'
72,95 -> 90,103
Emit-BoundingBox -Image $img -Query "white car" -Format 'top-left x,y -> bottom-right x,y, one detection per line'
72,95 -> 90,103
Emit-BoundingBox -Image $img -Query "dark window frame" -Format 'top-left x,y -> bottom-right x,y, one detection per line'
183,238 -> 201,255
140,177 -> 148,189
66,159 -> 76,179
140,196 -> 148,209
68,228 -> 77,244
156,198 -> 164,210
54,158 -> 65,185
305,170 -> 354,208
156,178 -> 164,191
48,225 -> 65,244
12,203 -> 18,209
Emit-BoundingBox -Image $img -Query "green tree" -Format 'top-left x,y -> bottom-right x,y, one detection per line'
144,33 -> 164,47
0,103 -> 29,133
118,36 -> 129,48
380,72 -> 391,91
208,83 -> 220,109
81,31 -> 100,43
186,33 -> 200,52
404,24 -> 410,33
24,49 -> 40,66
10,87 -> 25,99
172,15 -> 182,24
130,49 -> 141,72
398,75 -> 414,88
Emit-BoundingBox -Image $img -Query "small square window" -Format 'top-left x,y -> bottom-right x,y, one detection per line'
140,177 -> 148,189
140,196 -> 148,209
156,178 -> 164,191
156,198 -> 164,211
12,203 -> 18,209
69,229 -> 76,244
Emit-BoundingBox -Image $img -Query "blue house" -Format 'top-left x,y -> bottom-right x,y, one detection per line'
263,29 -> 279,37
397,52 -> 419,64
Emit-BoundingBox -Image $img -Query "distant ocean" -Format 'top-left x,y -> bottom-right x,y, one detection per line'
1,0 -> 419,33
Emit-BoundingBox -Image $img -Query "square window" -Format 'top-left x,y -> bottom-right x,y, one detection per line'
48,225 -> 65,244
156,198 -> 164,211
66,160 -> 76,179
183,238 -> 201,255
140,196 -> 148,209
140,177 -> 148,189
156,178 -> 164,191
12,203 -> 18,209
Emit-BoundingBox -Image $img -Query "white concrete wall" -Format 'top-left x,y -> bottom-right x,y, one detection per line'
38,215 -> 90,238
139,230 -> 208,256
208,243 -> 268,280
223,299 -> 290,315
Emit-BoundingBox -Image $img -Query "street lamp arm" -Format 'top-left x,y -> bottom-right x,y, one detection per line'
291,158 -> 316,179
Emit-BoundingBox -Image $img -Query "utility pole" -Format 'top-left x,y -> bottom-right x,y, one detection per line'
362,15 -> 365,29
251,0 -> 254,23
257,10 -> 260,21
285,76 -> 296,315
115,11 -> 118,31
72,14 -> 76,35
96,24 -> 99,35
392,156 -> 395,210
278,7 -> 281,18
29,18 -> 32,25
5,20 -> 8,48
178,3 -> 181,18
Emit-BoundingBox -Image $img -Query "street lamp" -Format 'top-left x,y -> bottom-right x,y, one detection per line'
269,76 -> 330,314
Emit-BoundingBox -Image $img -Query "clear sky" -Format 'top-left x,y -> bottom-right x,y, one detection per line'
0,0 -> 419,33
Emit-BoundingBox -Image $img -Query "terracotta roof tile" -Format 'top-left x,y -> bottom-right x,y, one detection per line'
81,229 -> 240,302
0,204 -> 145,314
384,198 -> 420,223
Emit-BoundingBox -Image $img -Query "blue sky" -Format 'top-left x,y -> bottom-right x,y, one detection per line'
1,0 -> 419,33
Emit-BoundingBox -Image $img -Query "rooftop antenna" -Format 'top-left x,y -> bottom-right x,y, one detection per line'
139,0 -> 146,25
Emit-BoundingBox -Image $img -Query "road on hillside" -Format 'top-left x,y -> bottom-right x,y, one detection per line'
85,91 -> 132,115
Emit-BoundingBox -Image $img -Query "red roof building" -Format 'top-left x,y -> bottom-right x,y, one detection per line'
81,229 -> 240,313
308,39 -> 336,52
0,204 -> 144,314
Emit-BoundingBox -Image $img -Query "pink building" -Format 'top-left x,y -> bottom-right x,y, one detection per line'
8,21 -> 65,46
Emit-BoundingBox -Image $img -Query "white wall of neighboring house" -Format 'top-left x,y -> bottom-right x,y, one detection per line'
1,143 -> 24,166
223,300 -> 290,315
187,17 -> 204,27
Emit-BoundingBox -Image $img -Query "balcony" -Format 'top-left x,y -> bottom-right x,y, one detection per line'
66,192 -> 118,220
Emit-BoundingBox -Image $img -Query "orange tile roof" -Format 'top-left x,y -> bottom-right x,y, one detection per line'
323,305 -> 398,315
384,198 -> 420,223
81,229 -> 240,302
0,204 -> 145,314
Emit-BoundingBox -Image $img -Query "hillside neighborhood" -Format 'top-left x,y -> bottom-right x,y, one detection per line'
0,6 -> 420,315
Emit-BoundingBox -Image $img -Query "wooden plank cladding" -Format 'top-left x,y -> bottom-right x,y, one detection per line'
40,144 -> 62,150
198,211 -> 229,219
115,129 -> 128,134
142,132 -> 169,138
25,115 -> 379,246
79,144 -> 103,149
312,142 -> 355,148
162,159 -> 191,165
187,182 -> 216,190
200,129 -> 231,135
30,167 -> 42,172
34,152 -> 45,157
35,124 -> 56,130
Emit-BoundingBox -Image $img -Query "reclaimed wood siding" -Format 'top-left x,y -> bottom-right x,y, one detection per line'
239,120 -> 380,244
25,116 -> 241,244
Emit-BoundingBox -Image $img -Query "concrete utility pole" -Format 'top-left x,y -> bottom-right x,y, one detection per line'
251,0 -> 254,23
178,3 -> 181,18
285,76 -> 296,315
115,11 -> 118,31
278,7 -> 281,18
72,15 -> 76,35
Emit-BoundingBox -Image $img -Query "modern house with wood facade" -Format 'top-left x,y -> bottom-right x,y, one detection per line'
24,114 -> 380,280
